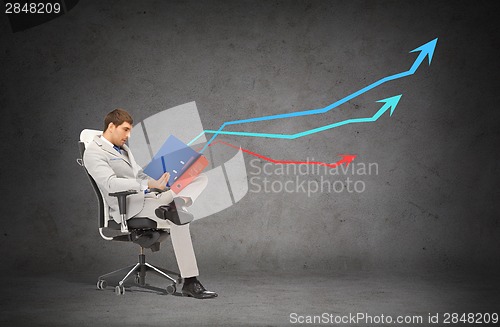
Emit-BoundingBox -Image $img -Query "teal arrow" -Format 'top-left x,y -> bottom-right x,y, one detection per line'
376,94 -> 402,117
200,95 -> 402,140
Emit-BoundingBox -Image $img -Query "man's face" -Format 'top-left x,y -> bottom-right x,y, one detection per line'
109,122 -> 132,146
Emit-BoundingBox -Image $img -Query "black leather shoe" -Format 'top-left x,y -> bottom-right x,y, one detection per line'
155,200 -> 194,225
182,280 -> 218,299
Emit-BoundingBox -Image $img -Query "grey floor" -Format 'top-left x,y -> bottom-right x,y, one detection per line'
1,270 -> 498,327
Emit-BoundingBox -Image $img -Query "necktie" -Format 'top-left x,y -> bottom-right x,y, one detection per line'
113,145 -> 122,154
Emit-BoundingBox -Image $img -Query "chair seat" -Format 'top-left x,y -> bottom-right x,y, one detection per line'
107,217 -> 160,230
107,218 -> 170,250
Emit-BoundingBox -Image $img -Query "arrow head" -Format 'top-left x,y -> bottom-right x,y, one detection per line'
331,154 -> 356,168
410,38 -> 438,66
376,94 -> 402,116
339,154 -> 357,166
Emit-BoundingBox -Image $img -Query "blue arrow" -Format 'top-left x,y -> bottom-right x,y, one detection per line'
191,38 -> 437,150
197,95 -> 401,140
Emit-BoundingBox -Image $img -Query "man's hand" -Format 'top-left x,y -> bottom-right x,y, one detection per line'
148,172 -> 170,190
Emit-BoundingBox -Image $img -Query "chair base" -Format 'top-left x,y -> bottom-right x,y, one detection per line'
97,252 -> 182,296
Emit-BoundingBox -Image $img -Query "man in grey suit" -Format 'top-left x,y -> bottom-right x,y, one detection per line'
84,108 -> 217,299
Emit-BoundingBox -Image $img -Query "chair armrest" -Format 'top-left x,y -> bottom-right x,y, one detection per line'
109,190 -> 138,215
149,187 -> 169,193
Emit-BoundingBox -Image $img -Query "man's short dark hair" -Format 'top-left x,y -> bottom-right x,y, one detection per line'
104,108 -> 133,131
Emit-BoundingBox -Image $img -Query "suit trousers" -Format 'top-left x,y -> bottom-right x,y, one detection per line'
134,174 -> 208,278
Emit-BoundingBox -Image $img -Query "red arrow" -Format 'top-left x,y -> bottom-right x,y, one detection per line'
200,140 -> 356,168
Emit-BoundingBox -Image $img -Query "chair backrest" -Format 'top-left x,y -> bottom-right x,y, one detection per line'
77,129 -> 111,230
78,129 -> 168,247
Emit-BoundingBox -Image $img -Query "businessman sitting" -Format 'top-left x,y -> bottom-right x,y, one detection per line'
83,108 -> 217,299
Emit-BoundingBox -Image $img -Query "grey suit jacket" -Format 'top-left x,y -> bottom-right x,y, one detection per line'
83,135 -> 150,223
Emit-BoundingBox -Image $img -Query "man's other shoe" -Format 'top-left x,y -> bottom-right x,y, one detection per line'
182,279 -> 218,299
155,201 -> 193,225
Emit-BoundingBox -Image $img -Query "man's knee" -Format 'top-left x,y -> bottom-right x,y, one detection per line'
160,190 -> 174,204
196,173 -> 208,188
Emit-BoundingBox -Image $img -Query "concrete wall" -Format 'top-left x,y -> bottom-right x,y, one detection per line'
0,0 -> 498,277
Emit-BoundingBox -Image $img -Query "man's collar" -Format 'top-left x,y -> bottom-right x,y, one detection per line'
100,135 -> 115,148
98,134 -> 130,153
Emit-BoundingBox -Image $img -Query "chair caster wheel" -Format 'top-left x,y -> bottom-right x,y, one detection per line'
115,285 -> 125,295
166,284 -> 176,295
97,280 -> 107,290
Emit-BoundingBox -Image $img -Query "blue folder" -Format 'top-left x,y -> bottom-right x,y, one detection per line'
143,135 -> 202,187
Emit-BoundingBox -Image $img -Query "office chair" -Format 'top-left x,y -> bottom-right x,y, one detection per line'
77,129 -> 182,296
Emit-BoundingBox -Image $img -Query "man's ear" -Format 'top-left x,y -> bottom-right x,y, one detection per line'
108,122 -> 115,132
